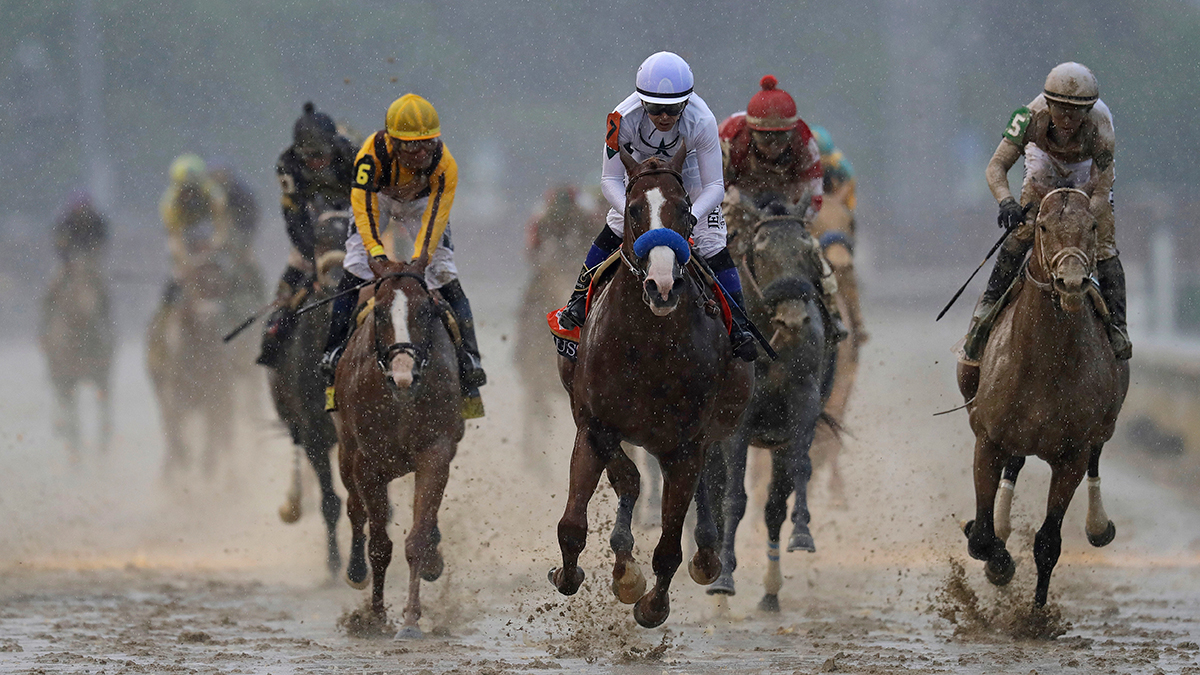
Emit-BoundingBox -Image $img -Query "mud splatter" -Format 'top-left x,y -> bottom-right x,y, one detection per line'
336,599 -> 398,639
933,557 -> 1069,641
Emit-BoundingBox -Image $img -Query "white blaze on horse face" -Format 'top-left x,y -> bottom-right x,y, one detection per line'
389,294 -> 415,388
642,187 -> 676,303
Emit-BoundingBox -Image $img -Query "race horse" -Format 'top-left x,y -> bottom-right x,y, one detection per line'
705,202 -> 838,611
549,148 -> 753,628
958,187 -> 1127,607
147,256 -> 237,477
40,253 -> 114,458
269,206 -> 351,577
514,186 -> 597,472
333,256 -> 463,638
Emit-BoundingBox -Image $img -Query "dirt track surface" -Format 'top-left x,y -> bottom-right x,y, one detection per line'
3,287 -> 1200,674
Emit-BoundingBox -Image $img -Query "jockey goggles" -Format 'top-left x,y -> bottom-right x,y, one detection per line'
395,138 -> 438,154
643,100 -> 687,117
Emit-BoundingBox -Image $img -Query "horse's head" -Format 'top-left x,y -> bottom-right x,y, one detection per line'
370,258 -> 436,392
747,206 -> 825,344
620,147 -> 692,316
312,206 -> 351,290
1034,188 -> 1097,312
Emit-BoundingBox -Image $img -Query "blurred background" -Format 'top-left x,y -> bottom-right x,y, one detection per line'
2,0 -> 1199,472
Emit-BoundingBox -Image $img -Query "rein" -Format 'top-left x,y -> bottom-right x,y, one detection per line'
372,270 -> 432,390
1027,187 -> 1097,296
619,165 -> 692,280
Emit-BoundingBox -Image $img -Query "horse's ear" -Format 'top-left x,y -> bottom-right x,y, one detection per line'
619,146 -> 638,174
668,141 -> 687,173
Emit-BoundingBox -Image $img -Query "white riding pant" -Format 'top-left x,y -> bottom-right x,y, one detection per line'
342,194 -> 458,289
605,205 -> 728,259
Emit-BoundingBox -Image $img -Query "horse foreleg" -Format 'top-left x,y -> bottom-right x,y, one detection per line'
994,455 -> 1026,543
709,430 -> 749,597
759,448 -> 792,613
400,444 -> 453,639
550,426 -> 611,596
966,436 -> 1015,586
54,384 -> 80,461
690,460 -> 722,586
363,474 -> 393,620
1034,455 -> 1088,606
279,446 -> 304,524
97,381 -> 113,455
784,421 -> 818,553
1085,444 -> 1116,547
307,441 -> 343,576
340,439 -> 370,590
635,446 -> 704,629
606,448 -> 645,604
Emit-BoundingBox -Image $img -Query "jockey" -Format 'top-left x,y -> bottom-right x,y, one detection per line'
811,124 -> 856,212
718,75 -> 847,341
321,93 -> 486,416
970,62 -> 1129,360
557,51 -> 758,361
525,185 -> 594,262
159,153 -> 231,305
53,192 -> 109,264
256,102 -> 356,368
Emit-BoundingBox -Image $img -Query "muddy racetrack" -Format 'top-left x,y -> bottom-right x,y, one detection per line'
2,280 -> 1199,674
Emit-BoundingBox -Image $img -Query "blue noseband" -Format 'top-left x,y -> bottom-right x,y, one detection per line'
632,228 -> 691,264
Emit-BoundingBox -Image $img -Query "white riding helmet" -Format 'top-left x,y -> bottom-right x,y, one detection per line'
1043,62 -> 1099,106
635,52 -> 694,105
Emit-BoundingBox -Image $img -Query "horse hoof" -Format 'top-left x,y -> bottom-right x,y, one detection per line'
1087,520 -> 1116,548
633,593 -> 668,628
345,571 -> 370,590
961,519 -> 974,537
758,593 -> 780,613
689,551 -> 722,585
611,564 -> 647,605
705,573 -> 735,596
395,624 -> 423,640
985,550 -> 1016,587
786,528 -> 816,553
548,567 -> 585,596
420,551 -> 445,582
278,500 -> 302,524
346,560 -> 370,590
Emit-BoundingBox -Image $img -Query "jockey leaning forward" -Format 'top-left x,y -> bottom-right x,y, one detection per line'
320,93 -> 486,417
556,51 -> 758,362
53,192 -> 109,265
718,75 -> 847,341
158,154 -> 232,306
256,102 -> 357,368
967,61 -> 1129,361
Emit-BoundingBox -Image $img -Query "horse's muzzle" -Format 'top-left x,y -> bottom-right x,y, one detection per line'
391,352 -> 416,389
1053,253 -> 1090,311
643,277 -> 682,316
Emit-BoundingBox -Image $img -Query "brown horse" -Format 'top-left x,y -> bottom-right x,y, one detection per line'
333,257 -> 463,638
40,254 -> 114,458
147,257 -> 237,477
549,149 -> 753,628
957,187 -> 1128,607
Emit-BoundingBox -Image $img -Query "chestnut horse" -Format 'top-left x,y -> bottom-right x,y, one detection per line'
333,257 -> 463,638
550,149 -> 753,628
957,187 -> 1128,606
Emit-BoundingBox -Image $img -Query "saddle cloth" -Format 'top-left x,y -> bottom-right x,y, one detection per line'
547,252 -> 732,362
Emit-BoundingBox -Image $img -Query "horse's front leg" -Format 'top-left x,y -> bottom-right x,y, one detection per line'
1085,444 -> 1116,547
306,440 -> 343,577
363,472 -> 394,620
399,442 -> 453,639
965,435 -> 1015,586
708,427 -> 750,597
339,437 -> 370,591
606,447 -> 646,604
550,425 -> 614,596
690,453 -> 722,586
785,412 -> 819,553
634,444 -> 704,628
993,455 -> 1025,543
1034,453 -> 1088,606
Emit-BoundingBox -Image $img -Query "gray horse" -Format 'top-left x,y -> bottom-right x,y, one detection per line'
268,206 -> 350,577
706,201 -> 839,611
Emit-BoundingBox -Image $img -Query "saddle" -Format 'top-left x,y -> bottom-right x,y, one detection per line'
547,251 -> 732,362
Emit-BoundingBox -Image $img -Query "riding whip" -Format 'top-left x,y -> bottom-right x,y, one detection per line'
935,203 -> 1032,321
222,300 -> 277,342
294,278 -> 374,317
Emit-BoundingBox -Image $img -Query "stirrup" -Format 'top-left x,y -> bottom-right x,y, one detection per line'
558,292 -> 587,330
731,329 -> 758,362
459,352 -> 487,388
1108,326 -> 1132,360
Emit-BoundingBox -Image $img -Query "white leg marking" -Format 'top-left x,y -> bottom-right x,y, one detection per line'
763,540 -> 783,595
994,478 -> 1015,543
1086,476 -> 1110,537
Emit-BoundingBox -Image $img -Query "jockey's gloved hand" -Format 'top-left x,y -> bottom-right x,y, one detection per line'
997,198 -> 1026,230
373,255 -> 389,263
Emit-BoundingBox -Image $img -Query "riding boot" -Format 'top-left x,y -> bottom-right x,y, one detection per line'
256,265 -> 309,368
1097,256 -> 1132,360
818,256 -> 849,342
558,226 -> 622,330
727,290 -> 760,362
438,279 -> 486,388
832,262 -> 867,347
972,239 -> 1029,327
321,273 -> 362,411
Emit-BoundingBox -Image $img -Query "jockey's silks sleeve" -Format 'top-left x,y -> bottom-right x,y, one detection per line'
351,131 -> 458,260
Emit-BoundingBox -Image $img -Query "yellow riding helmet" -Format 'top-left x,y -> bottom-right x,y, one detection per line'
385,94 -> 441,140
170,153 -> 207,184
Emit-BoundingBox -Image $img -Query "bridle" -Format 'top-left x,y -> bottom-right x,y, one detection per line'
1025,188 -> 1096,295
619,166 -> 691,280
740,214 -> 806,303
372,270 -> 432,391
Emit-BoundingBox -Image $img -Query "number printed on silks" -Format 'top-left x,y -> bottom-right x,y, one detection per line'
1004,106 -> 1031,144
